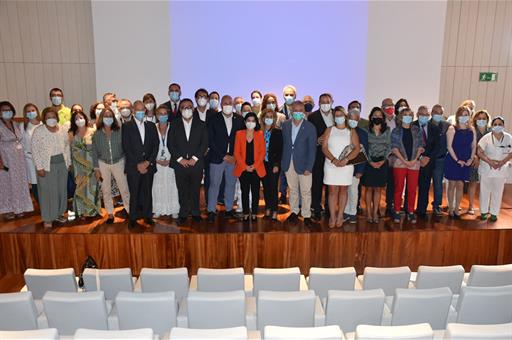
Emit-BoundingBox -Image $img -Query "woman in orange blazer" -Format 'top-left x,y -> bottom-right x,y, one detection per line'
234,112 -> 266,221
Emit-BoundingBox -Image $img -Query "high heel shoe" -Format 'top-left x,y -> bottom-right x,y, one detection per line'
241,214 -> 249,221
251,214 -> 257,221
271,212 -> 278,221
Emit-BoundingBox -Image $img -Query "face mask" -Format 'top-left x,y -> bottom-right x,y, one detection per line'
235,103 -> 242,113
197,97 -> 208,107
458,115 -> 469,124
292,111 -> 303,121
209,99 -> 219,110
222,105 -> 233,115
264,117 -> 274,126
348,119 -> 358,129
383,106 -> 395,116
476,119 -> 487,128
46,118 -> 58,127
335,116 -> 345,125
135,111 -> 145,121
398,106 -> 408,113
266,103 -> 276,111
418,116 -> 429,126
120,108 -> 131,118
242,111 -> 249,118
284,95 -> 295,105
111,101 -> 118,110
75,118 -> 86,127
320,103 -> 331,113
169,91 -> 180,102
95,108 -> 103,116
349,108 -> 360,116
51,96 -> 62,106
402,115 -> 413,124
103,117 -> 114,127
252,98 -> 262,107
304,103 -> 313,112
372,117 -> 383,125
2,110 -> 13,120
492,125 -> 504,133
246,121 -> 256,130
145,103 -> 155,111
158,115 -> 168,124
432,114 -> 443,123
27,111 -> 38,120
182,108 -> 193,119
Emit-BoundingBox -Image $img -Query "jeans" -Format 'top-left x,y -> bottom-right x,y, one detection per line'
431,158 -> 445,211
207,161 -> 236,212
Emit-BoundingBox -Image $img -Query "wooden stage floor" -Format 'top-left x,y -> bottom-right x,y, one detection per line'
1,186 -> 511,284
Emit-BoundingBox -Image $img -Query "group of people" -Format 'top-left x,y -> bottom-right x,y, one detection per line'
0,84 -> 511,229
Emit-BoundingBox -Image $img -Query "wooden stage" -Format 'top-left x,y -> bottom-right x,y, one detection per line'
1,186 -> 512,286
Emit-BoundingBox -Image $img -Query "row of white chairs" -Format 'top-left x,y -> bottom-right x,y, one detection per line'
1,323 -> 512,339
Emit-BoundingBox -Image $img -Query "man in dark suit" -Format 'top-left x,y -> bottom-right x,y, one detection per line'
121,100 -> 159,228
168,98 -> 208,225
206,95 -> 244,221
307,93 -> 334,220
162,82 -> 182,120
414,105 -> 440,218
281,100 -> 317,226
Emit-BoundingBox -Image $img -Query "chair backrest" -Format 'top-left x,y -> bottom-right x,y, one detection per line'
391,287 -> 452,330
308,267 -> 356,300
139,267 -> 189,300
253,267 -> 301,296
115,291 -> 177,336
0,329 -> 59,340
467,264 -> 512,287
24,268 -> 77,299
83,268 -> 133,300
264,325 -> 344,340
443,322 -> 512,339
187,290 -> 246,329
362,267 -> 411,296
197,268 -> 245,292
355,323 -> 434,339
74,328 -> 154,339
169,326 -> 248,339
456,285 -> 512,324
415,265 -> 465,294
325,289 -> 386,333
257,290 -> 316,331
0,292 -> 39,331
42,291 -> 109,336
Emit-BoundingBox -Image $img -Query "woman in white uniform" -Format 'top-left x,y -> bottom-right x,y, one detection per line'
22,103 -> 42,202
322,106 -> 360,228
477,116 -> 512,222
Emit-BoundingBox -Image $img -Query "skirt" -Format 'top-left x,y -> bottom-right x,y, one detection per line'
37,154 -> 68,223
361,160 -> 388,187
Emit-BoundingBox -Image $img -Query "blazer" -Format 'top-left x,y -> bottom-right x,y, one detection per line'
412,120 -> 440,160
308,110 -> 330,165
264,128 -> 283,169
391,124 -> 425,169
121,119 -> 159,175
281,119 -> 317,175
167,117 -> 208,170
208,113 -> 244,164
163,100 -> 181,120
193,108 -> 217,125
353,126 -> 368,176
233,129 -> 267,178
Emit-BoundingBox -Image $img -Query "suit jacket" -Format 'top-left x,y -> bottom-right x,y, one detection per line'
413,120 -> 440,160
168,117 -> 208,170
265,128 -> 283,169
121,119 -> 159,175
233,129 -> 267,178
354,126 -> 368,176
308,110 -> 330,166
281,119 -> 317,174
163,100 -> 181,120
193,108 -> 218,126
207,113 -> 244,164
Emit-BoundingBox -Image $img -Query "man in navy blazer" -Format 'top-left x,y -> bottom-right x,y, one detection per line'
281,101 -> 317,225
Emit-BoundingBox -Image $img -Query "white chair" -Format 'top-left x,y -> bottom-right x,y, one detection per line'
466,264 -> 512,287
359,267 -> 411,297
253,267 -> 307,296
138,267 -> 189,301
456,285 -> 512,324
178,290 -> 247,329
257,290 -> 319,331
0,292 -> 40,330
196,268 -> 246,292
443,322 -> 512,339
414,265 -> 464,294
74,328 -> 154,339
264,325 -> 345,339
82,268 -> 134,300
391,287 -> 452,330
112,291 -> 177,336
325,289 -> 386,333
355,323 -> 434,339
42,291 -> 109,336
170,326 -> 248,339
0,329 -> 59,339
308,267 -> 356,301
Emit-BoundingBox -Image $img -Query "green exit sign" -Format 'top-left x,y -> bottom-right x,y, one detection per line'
479,72 -> 498,82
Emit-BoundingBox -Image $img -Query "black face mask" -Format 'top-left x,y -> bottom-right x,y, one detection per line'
372,117 -> 383,125
304,103 -> 313,112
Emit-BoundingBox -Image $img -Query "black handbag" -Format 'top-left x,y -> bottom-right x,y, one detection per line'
78,255 -> 98,288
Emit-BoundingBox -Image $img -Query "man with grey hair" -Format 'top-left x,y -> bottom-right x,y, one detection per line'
280,84 -> 297,119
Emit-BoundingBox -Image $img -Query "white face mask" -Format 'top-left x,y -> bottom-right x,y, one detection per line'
46,118 -> 58,127
51,96 -> 62,106
182,108 -> 193,119
320,103 -> 331,113
95,108 -> 103,116
145,102 -> 155,111
222,105 -> 233,116
111,102 -> 118,109
197,97 -> 208,107
75,118 -> 86,127
120,108 -> 131,118
246,121 -> 256,130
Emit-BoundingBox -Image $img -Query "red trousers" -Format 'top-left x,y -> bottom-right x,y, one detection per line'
393,167 -> 419,213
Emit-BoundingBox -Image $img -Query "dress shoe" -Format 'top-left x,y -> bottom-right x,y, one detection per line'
106,217 -> 114,224
128,220 -> 138,229
286,213 -> 298,223
207,212 -> 215,222
224,210 -> 234,218
144,218 -> 155,226
177,217 -> 187,225
192,215 -> 202,222
304,218 -> 312,226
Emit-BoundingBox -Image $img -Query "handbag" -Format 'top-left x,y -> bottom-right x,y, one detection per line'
78,255 -> 98,288
338,144 -> 368,165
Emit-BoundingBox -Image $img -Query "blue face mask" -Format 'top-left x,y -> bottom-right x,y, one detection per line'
418,116 -> 429,126
432,114 -> 443,123
292,111 -> 303,121
402,115 -> 413,125
103,117 -> 114,127
264,118 -> 274,126
135,111 -> 145,121
209,99 -> 219,109
169,91 -> 180,102
266,103 -> 276,111
2,110 -> 13,120
27,111 -> 38,120
476,119 -> 487,128
285,95 -> 295,105
158,115 -> 168,124
348,119 -> 358,129
458,115 -> 469,124
492,125 -> 504,134
335,116 -> 346,125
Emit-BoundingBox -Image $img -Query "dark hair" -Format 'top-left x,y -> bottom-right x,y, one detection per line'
251,90 -> 262,99
49,87 -> 63,97
368,107 -> 387,132
348,100 -> 361,110
210,91 -> 220,99
69,111 -> 89,135
41,106 -> 59,122
0,101 -> 16,116
194,88 -> 209,99
89,102 -> 102,121
241,102 -> 252,112
142,93 -> 156,104
395,98 -> 409,113
179,98 -> 193,109
243,112 -> 260,131
96,108 -> 120,131
319,93 -> 333,101
168,83 -> 181,91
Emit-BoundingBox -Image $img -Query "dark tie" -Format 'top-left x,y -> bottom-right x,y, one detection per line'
422,126 -> 427,144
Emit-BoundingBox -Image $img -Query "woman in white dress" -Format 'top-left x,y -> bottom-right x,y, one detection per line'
22,103 -> 42,203
322,106 -> 360,228
152,105 -> 180,218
